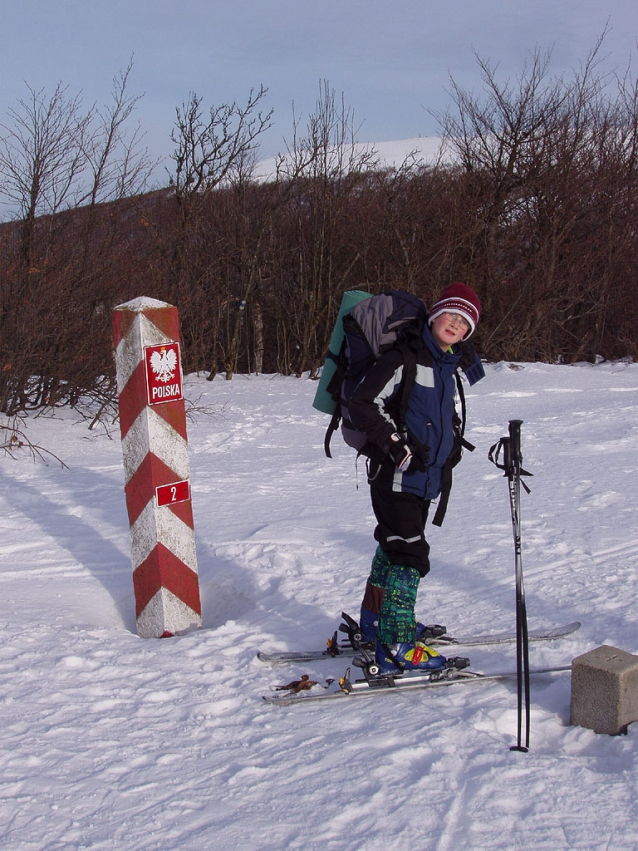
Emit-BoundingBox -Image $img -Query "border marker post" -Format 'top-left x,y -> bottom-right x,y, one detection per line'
112,296 -> 202,638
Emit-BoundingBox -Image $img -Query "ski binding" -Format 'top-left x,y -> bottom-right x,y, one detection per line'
264,661 -> 572,706
257,613 -> 581,665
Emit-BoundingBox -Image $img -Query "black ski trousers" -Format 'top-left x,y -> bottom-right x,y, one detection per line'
369,471 -> 431,577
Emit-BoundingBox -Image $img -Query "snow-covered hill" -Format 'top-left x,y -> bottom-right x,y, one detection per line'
253,136 -> 448,181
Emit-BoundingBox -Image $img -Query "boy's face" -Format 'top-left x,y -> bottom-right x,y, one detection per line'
430,312 -> 469,350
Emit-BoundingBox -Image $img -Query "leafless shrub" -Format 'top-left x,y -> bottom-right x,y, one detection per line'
2,46 -> 637,421
1,416 -> 68,466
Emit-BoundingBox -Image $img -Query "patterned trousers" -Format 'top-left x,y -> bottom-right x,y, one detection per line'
361,546 -> 421,644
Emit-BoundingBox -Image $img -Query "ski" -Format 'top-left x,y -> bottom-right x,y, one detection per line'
257,620 -> 581,665
263,664 -> 572,706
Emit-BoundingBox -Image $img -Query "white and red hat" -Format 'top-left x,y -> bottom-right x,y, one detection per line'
428,282 -> 481,339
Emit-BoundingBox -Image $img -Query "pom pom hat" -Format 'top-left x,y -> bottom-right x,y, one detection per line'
428,282 -> 481,339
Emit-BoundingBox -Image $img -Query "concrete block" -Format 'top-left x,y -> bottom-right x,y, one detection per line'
570,645 -> 638,735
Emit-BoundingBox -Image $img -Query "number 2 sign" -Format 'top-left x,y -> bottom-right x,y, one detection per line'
156,480 -> 190,507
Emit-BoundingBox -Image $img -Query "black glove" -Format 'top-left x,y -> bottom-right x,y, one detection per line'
386,433 -> 420,473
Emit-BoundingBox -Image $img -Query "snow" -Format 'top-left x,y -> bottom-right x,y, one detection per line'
2,361 -> 638,850
253,136 -> 448,181
115,296 -> 172,311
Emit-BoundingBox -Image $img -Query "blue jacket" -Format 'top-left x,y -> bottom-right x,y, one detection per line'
348,323 -> 463,500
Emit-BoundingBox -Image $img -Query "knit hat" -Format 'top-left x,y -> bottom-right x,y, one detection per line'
428,282 -> 481,339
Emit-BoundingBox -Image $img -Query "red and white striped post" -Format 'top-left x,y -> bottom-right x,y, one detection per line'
112,296 -> 202,638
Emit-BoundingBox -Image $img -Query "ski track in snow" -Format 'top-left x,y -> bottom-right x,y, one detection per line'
1,363 -> 638,850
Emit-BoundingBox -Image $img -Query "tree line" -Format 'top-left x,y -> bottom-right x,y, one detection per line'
1,43 -> 637,417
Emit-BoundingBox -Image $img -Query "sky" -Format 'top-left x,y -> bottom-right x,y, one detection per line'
1,0 -> 637,187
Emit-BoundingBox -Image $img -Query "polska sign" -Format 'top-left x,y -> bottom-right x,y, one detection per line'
144,342 -> 184,406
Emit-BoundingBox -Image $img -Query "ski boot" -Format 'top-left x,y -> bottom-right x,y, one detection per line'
339,612 -> 373,651
339,612 -> 448,651
359,607 -> 379,645
371,639 -> 448,677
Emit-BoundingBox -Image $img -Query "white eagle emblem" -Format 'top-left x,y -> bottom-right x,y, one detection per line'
150,347 -> 178,383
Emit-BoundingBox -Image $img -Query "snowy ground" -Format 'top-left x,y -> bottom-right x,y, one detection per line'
1,361 -> 638,851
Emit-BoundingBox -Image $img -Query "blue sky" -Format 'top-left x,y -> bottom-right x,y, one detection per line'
2,1 -> 637,182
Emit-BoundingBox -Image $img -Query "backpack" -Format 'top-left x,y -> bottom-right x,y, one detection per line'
321,289 -> 485,525
323,290 -> 428,459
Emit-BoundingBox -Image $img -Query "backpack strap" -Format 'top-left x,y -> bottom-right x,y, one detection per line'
432,368 -> 476,527
432,467 -> 453,527
395,343 -> 418,435
323,339 -> 350,458
324,407 -> 340,458
453,370 -> 475,452
324,340 -> 419,460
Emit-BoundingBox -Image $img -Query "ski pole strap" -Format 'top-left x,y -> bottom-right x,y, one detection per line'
488,436 -> 533,492
488,436 -> 511,474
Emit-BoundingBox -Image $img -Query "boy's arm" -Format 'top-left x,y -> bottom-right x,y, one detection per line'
347,349 -> 405,454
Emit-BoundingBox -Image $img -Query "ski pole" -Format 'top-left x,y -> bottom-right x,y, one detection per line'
507,419 -> 530,752
488,420 -> 533,752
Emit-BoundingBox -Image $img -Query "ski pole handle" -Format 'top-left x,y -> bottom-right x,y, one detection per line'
509,420 -> 523,465
501,436 -> 512,476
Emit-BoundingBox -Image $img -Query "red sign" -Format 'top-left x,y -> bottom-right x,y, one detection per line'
144,342 -> 183,406
156,480 -> 190,507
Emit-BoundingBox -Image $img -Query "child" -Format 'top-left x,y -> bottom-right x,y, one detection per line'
348,282 -> 482,674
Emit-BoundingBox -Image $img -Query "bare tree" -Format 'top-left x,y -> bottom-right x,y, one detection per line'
81,60 -> 155,208
274,81 -> 380,376
169,86 -> 273,212
164,87 -> 274,378
0,83 -> 92,264
432,32 -> 638,362
0,65 -> 154,415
